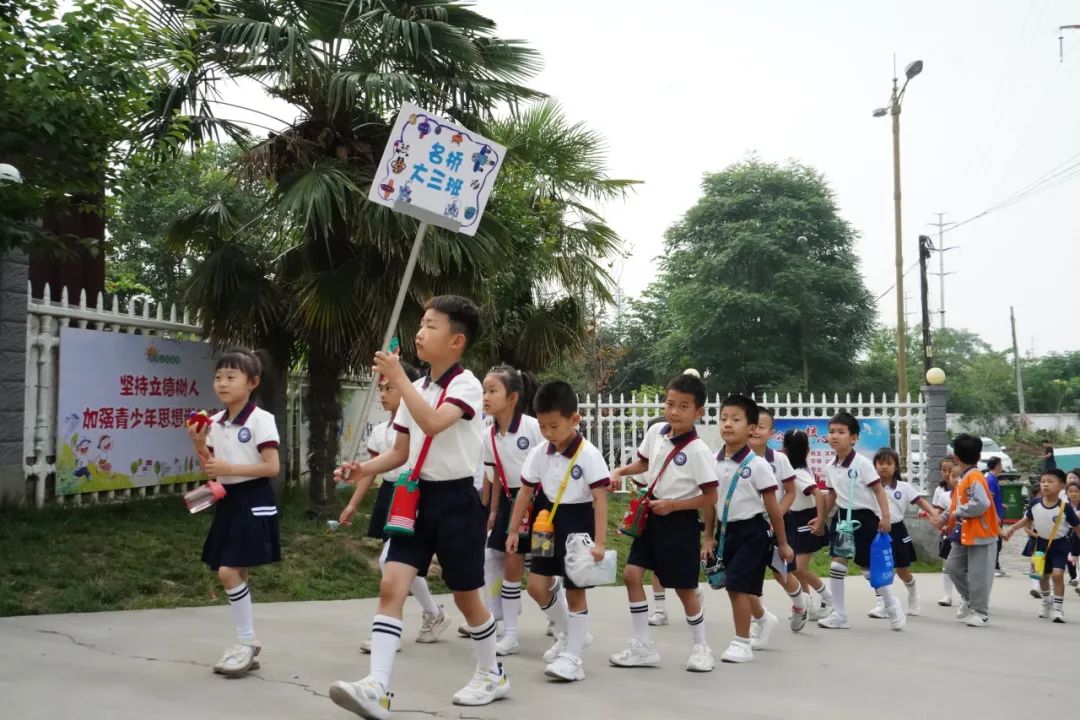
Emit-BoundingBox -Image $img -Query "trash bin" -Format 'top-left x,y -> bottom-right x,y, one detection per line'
999,479 -> 1026,523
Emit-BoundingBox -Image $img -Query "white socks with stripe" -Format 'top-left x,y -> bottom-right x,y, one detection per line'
226,583 -> 255,643
653,589 -> 667,613
410,576 -> 439,616
566,610 -> 589,659
829,562 -> 848,617
540,580 -> 569,636
501,581 -> 522,639
370,615 -> 403,690
466,615 -> 500,675
483,550 -> 506,621
812,579 -> 833,602
630,601 -> 651,643
686,609 -> 706,645
787,585 -> 807,611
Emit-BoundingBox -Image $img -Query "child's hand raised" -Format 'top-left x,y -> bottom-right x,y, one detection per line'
373,351 -> 406,386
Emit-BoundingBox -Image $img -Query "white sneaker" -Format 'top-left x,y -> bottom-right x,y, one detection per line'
720,639 -> 753,663
1038,600 -> 1052,619
648,608 -> 669,626
1052,607 -> 1066,624
964,614 -> 989,628
329,676 -> 391,720
214,642 -> 259,676
609,638 -> 661,668
1029,588 -> 1042,599
907,594 -> 922,616
452,664 -> 510,706
817,611 -> 850,629
1069,578 -> 1079,587
809,596 -> 832,621
457,622 -> 471,638
359,639 -> 400,655
867,595 -> 888,619
995,569 -> 1008,578
542,632 -> 592,662
887,599 -> 906,631
417,607 -> 450,643
749,610 -> 778,649
937,596 -> 953,607
956,601 -> 973,621
544,653 -> 585,681
790,593 -> 810,632
686,643 -> 714,672
495,635 -> 520,656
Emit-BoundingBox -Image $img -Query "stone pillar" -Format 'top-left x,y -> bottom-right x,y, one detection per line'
908,383 -> 950,562
0,250 -> 29,504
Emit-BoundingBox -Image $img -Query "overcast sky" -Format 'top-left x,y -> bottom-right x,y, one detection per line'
230,0 -> 1080,355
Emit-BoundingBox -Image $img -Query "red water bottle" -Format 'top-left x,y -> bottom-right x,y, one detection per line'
384,470 -> 420,536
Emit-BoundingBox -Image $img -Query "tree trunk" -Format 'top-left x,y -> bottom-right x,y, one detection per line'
305,343 -> 345,518
257,338 -> 292,499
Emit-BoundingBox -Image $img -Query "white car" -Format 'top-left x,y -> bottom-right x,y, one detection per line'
977,437 -> 1014,473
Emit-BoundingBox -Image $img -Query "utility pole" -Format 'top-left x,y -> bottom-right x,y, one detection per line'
919,235 -> 933,373
1010,306 -> 1026,415
927,212 -> 956,329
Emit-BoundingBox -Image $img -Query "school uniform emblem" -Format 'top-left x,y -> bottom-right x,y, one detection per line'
571,464 -> 583,479
893,490 -> 902,500
848,469 -> 857,479
673,452 -> 687,466
740,466 -> 752,478
238,427 -> 252,443
517,436 -> 530,450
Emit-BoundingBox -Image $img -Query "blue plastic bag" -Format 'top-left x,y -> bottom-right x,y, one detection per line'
869,531 -> 895,589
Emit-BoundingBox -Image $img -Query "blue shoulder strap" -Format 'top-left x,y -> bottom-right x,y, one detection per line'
719,451 -> 757,540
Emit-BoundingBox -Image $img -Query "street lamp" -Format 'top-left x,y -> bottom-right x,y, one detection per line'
874,57 -> 923,465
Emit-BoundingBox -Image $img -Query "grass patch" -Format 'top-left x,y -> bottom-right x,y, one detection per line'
0,491 -> 938,617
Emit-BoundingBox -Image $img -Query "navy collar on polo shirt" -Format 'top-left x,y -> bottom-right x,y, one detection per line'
423,362 -> 464,390
664,424 -> 698,445
763,447 -> 775,462
220,400 -> 256,426
717,444 -> 751,462
834,450 -> 857,468
495,412 -> 523,435
547,432 -> 584,458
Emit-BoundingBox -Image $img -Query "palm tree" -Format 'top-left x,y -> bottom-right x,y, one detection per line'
144,0 -> 542,513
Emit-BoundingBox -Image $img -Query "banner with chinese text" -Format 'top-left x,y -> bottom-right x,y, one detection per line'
55,328 -> 218,495
767,418 -> 891,485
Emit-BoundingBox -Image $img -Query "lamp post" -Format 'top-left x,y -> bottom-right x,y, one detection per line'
874,58 -> 923,467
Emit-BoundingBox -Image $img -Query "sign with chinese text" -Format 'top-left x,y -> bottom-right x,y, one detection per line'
768,418 -> 891,485
368,102 -> 506,235
55,327 -> 218,495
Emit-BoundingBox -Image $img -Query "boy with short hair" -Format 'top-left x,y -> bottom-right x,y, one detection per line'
750,407 -> 812,638
506,381 -> 610,682
940,433 -> 999,628
330,296 -> 506,719
813,413 -> 903,631
1001,468 -> 1080,622
609,373 -> 719,672
702,394 -> 793,664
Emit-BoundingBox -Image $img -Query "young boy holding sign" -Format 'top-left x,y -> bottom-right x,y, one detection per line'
608,374 -> 719,672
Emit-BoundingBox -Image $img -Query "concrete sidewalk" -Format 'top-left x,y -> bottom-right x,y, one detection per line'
1,575 -> 1075,719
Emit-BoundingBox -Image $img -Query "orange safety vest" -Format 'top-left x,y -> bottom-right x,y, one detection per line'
947,467 -> 1000,545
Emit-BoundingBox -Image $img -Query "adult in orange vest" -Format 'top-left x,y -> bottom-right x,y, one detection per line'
938,434 -> 1000,627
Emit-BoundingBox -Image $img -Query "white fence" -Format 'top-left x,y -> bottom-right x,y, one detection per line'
24,284 -> 207,507
578,392 -> 928,491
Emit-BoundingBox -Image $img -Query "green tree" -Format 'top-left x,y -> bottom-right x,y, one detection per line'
146,0 -> 544,513
1,0 -> 157,253
108,143 -> 270,306
1023,352 -> 1080,414
639,157 -> 875,393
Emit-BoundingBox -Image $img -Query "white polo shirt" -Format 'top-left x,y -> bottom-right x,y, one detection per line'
932,485 -> 953,512
1026,498 -> 1080,539
823,451 -> 882,516
633,423 -> 717,500
762,447 -> 797,498
883,479 -> 922,523
483,413 -> 544,492
714,446 -> 777,522
206,402 -> 279,486
521,433 -> 610,505
367,420 -> 407,483
788,467 -> 819,513
392,364 -> 483,482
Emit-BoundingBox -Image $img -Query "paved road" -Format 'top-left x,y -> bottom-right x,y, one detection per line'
1,568 -> 1075,719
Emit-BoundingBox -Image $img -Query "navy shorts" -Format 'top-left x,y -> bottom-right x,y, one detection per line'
366,480 -> 395,540
487,487 -> 531,555
528,495 -> 595,590
385,477 -> 486,592
1032,536 -> 1070,574
717,514 -> 770,596
787,507 -> 827,555
1022,536 -> 1036,558
626,509 -> 701,589
829,508 -> 881,568
202,478 -> 281,570
889,521 -> 918,568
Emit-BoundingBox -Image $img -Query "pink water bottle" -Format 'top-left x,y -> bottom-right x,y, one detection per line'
184,481 -> 226,513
